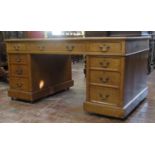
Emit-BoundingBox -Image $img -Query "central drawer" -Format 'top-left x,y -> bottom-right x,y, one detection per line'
89,56 -> 121,71
29,42 -> 86,52
90,70 -> 121,86
9,78 -> 30,91
10,65 -> 29,77
89,85 -> 121,105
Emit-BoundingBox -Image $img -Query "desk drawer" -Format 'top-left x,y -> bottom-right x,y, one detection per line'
29,42 -> 86,53
9,54 -> 28,64
9,78 -> 30,91
89,56 -> 121,71
88,41 -> 123,54
10,65 -> 29,77
89,85 -> 121,105
29,42 -> 51,51
90,70 -> 120,86
7,43 -> 27,51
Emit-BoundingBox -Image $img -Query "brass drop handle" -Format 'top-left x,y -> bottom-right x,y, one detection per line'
66,45 -> 74,51
99,62 -> 110,68
16,56 -> 21,62
38,45 -> 45,51
99,77 -> 109,83
16,83 -> 23,88
14,45 -> 20,51
99,44 -> 110,52
16,68 -> 23,75
99,94 -> 109,101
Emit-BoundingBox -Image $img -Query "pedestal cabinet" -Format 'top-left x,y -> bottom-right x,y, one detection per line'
8,53 -> 73,101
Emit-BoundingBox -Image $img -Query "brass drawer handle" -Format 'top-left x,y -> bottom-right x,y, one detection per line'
15,68 -> 23,75
16,56 -> 22,62
16,58 -> 21,62
99,44 -> 110,52
66,45 -> 74,51
99,77 -> 109,83
13,45 -> 20,51
99,94 -> 109,101
99,62 -> 110,68
16,83 -> 23,88
38,45 -> 45,51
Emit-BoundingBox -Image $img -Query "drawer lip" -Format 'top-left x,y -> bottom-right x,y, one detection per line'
89,67 -> 121,72
90,83 -> 120,89
89,100 -> 119,107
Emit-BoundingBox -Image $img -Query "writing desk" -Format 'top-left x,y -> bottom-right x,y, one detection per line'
6,37 -> 150,118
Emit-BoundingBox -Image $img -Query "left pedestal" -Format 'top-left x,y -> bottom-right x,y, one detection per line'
8,54 -> 74,102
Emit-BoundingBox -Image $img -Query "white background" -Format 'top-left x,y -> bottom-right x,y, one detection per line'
0,0 -> 155,155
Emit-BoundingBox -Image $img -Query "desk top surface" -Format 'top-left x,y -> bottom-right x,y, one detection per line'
5,36 -> 151,42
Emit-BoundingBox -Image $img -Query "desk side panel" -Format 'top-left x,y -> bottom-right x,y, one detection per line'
123,50 -> 149,115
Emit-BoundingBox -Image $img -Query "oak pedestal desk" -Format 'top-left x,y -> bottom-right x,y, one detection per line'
6,37 -> 150,118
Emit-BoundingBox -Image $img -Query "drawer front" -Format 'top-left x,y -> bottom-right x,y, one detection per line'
89,57 -> 121,71
90,70 -> 121,86
7,43 -> 27,51
29,42 -> 86,52
89,85 -> 121,105
9,78 -> 29,91
10,65 -> 29,77
29,42 -> 52,51
9,54 -> 28,64
88,41 -> 123,53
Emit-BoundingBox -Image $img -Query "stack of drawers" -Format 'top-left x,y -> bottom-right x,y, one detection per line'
87,56 -> 123,107
84,38 -> 149,118
85,40 -> 124,110
8,54 -> 31,94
